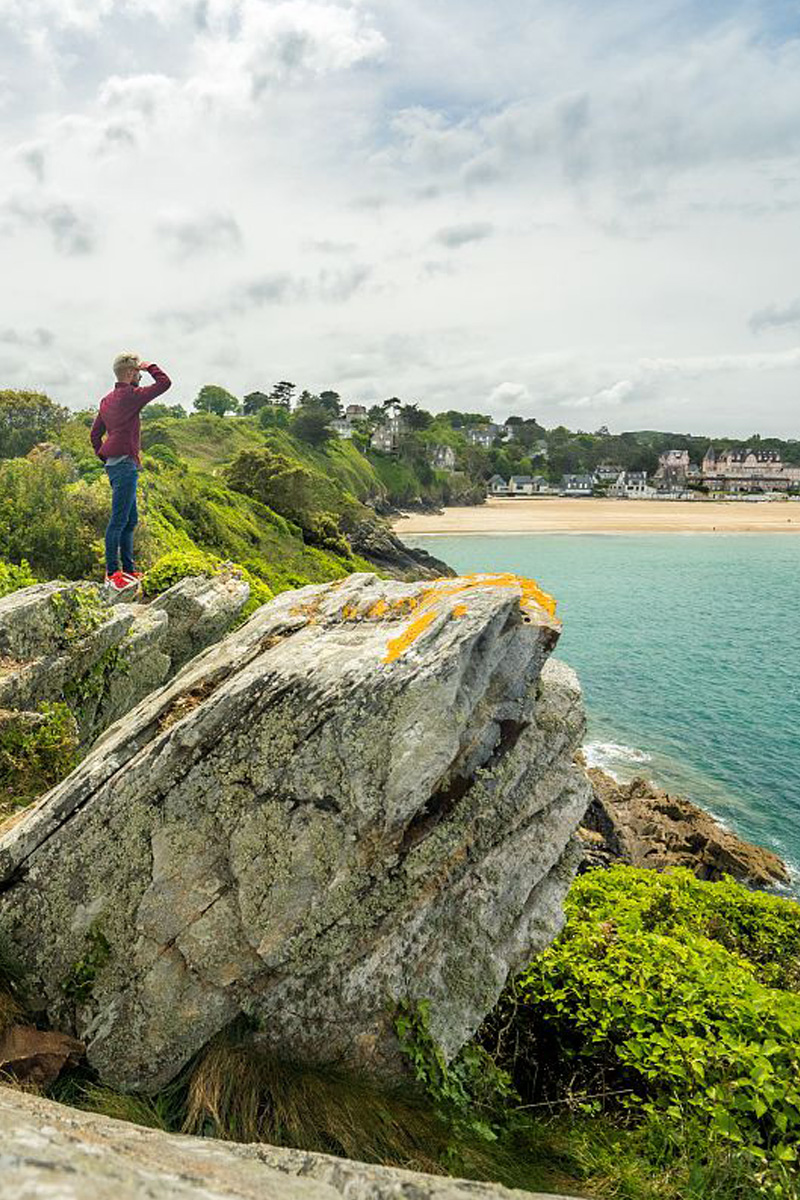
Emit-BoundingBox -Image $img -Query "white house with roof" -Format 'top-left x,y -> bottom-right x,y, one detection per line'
561,473 -> 595,495
429,444 -> 457,471
609,471 -> 656,497
488,474 -> 510,495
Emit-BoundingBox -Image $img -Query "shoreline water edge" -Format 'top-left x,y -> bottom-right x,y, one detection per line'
395,519 -> 798,897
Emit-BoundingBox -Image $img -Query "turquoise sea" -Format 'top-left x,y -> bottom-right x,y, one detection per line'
407,533 -> 800,889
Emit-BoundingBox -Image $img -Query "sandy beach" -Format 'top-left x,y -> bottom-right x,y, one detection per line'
393,498 -> 800,535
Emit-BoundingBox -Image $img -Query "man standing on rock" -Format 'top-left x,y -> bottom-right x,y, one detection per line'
90,353 -> 171,593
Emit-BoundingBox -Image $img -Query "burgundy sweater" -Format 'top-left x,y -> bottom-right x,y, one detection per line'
90,364 -> 172,466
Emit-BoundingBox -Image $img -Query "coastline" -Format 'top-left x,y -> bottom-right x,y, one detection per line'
392,497 -> 800,535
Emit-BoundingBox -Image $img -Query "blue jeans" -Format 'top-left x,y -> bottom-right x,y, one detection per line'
105,459 -> 139,575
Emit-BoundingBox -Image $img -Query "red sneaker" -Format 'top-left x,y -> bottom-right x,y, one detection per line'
121,571 -> 144,582
104,571 -> 137,593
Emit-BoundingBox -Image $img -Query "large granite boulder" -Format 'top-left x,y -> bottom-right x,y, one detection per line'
0,573 -> 591,1093
0,1088 -> 585,1200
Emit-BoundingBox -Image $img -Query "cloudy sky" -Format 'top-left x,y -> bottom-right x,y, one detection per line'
1,0 -> 800,435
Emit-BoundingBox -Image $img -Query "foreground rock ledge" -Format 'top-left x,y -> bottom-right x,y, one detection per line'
0,573 -> 591,1093
0,1088 -> 585,1200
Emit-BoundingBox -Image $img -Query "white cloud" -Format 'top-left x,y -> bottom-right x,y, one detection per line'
434,221 -> 493,248
489,382 -> 530,408
156,209 -> 243,259
1,1 -> 800,435
564,379 -> 637,409
749,299 -> 800,335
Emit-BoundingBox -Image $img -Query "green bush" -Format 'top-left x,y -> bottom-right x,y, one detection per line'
0,390 -> 69,459
224,447 -> 354,555
0,557 -> 37,598
0,458 -> 102,579
141,549 -> 273,617
490,867 -> 800,1181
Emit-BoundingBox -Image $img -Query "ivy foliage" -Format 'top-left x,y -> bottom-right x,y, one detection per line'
488,866 -> 800,1186
0,557 -> 37,598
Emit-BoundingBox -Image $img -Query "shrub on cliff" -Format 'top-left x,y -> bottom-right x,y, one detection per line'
487,866 -> 800,1191
224,447 -> 352,555
0,558 -> 37,598
0,391 -> 69,459
0,458 -> 101,579
141,549 -> 273,616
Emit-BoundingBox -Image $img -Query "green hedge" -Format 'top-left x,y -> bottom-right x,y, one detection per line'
493,867 -> 800,1177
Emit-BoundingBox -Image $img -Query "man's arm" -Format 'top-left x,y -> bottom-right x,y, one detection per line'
132,363 -> 172,413
90,414 -> 107,460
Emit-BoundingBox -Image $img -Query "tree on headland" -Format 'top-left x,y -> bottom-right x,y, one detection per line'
258,404 -> 290,431
270,381 -> 296,409
291,404 -> 335,446
194,385 -> 240,417
0,390 -> 69,459
318,390 -> 343,417
400,403 -> 432,431
242,391 -> 271,416
141,403 -> 187,420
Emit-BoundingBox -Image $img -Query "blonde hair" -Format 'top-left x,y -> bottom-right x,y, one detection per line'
113,352 -> 141,380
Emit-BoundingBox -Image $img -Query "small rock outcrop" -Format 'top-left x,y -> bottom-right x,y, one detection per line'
580,766 -> 789,888
348,519 -> 455,579
0,1088 -> 584,1200
0,575 -> 250,749
0,573 -> 591,1094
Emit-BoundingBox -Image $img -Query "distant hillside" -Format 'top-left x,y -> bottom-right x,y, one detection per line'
0,411 -> 450,598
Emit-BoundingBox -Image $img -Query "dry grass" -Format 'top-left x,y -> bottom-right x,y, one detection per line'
183,1041 -> 454,1174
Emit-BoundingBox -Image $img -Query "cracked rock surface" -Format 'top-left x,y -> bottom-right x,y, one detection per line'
0,1088 -> 586,1200
0,572 -> 591,1093
0,575 -> 249,746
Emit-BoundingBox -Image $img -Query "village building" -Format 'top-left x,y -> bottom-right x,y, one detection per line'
331,403 -> 368,440
370,412 -> 404,454
465,423 -> 509,448
654,449 -> 691,489
488,474 -> 510,495
561,473 -> 595,496
331,418 -> 354,439
701,446 -> 800,492
593,463 -> 624,483
609,471 -> 655,498
429,444 -> 457,471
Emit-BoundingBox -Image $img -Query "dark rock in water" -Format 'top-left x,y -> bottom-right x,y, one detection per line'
347,519 -> 454,578
0,572 -> 590,1094
579,766 -> 790,889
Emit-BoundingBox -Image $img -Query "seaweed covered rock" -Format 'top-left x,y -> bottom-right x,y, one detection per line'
0,573 -> 591,1094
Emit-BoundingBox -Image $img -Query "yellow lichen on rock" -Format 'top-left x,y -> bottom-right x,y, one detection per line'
382,573 -> 557,663
383,611 -> 438,663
